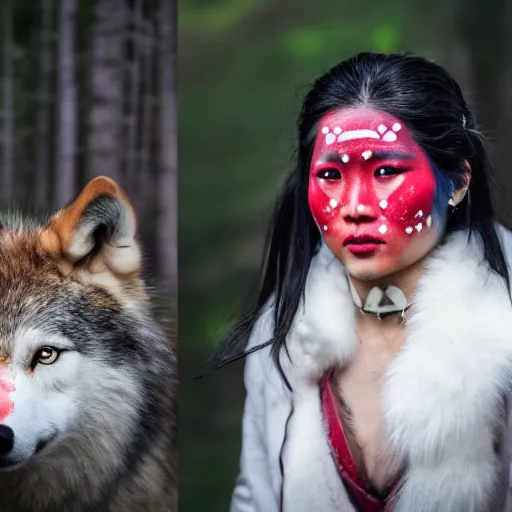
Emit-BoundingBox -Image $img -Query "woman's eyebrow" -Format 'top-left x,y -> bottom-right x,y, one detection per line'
314,150 -> 416,165
316,152 -> 340,164
370,150 -> 416,161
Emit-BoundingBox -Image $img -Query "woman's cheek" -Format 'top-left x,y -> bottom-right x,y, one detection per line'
383,174 -> 436,235
308,179 -> 340,231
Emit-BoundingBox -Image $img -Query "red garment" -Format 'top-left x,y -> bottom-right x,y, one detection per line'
320,374 -> 398,512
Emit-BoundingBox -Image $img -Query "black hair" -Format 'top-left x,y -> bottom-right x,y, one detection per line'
207,52 -> 509,386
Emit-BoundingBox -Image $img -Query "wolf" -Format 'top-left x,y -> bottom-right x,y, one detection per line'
0,177 -> 177,512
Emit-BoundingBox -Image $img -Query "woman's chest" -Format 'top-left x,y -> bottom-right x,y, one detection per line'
335,328 -> 406,491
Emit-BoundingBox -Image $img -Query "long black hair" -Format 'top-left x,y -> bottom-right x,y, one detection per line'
207,52 -> 509,385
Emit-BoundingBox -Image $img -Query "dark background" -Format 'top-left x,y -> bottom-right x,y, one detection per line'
0,0 -> 176,300
179,0 -> 512,511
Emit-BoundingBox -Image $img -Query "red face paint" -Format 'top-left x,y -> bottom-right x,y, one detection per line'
0,366 -> 15,421
308,107 -> 439,278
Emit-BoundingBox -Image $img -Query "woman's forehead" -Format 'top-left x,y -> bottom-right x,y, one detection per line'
318,106 -> 403,131
313,106 -> 423,160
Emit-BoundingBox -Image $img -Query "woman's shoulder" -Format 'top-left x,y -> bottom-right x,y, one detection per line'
246,300 -> 275,351
495,222 -> 512,270
497,222 -> 512,248
243,300 -> 279,385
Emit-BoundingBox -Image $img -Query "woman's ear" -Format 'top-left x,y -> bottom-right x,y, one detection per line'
448,160 -> 471,207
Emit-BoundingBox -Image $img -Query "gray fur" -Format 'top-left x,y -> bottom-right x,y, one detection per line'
0,210 -> 177,512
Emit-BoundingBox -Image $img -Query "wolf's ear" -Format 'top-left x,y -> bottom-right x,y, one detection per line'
40,177 -> 141,275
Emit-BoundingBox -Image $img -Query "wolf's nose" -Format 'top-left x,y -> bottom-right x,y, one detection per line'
0,425 -> 14,455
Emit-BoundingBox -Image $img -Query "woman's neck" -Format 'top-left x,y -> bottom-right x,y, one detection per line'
349,256 -> 426,311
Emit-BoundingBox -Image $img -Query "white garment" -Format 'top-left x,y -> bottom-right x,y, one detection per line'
230,226 -> 512,512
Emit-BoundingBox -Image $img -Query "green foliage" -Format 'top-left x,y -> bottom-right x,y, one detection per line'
371,24 -> 400,53
280,27 -> 325,58
180,0 -> 270,30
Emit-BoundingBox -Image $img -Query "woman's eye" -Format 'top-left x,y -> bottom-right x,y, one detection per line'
316,168 -> 341,180
32,347 -> 61,368
374,166 -> 405,177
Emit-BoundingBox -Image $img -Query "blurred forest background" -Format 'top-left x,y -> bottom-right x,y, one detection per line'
0,0 -> 177,299
179,0 -> 512,510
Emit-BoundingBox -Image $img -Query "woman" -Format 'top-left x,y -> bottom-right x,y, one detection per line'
211,52 -> 512,511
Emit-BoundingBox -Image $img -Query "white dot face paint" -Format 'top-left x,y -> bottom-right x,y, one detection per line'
361,150 -> 372,160
326,133 -> 336,145
379,224 -> 388,234
426,215 -> 432,227
382,131 -> 397,142
415,223 -> 423,232
405,226 -> 413,234
323,225 -> 328,231
329,198 -> 338,208
341,154 -> 350,163
379,200 -> 388,209
321,119 -> 403,145
415,210 -> 424,218
357,205 -> 365,213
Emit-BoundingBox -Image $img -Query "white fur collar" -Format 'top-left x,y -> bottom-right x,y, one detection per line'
281,229 -> 512,511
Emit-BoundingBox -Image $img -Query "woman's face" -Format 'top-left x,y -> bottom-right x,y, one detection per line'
308,106 -> 448,282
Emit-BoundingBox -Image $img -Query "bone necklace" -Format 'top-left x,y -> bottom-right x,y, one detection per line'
348,278 -> 410,324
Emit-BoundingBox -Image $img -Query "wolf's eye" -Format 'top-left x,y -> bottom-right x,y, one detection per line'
34,347 -> 60,366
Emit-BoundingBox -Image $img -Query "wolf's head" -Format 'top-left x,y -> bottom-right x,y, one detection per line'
0,177 -> 173,504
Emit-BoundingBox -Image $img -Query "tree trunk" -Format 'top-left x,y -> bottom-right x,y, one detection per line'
157,0 -> 177,296
86,0 -> 128,183
137,16 -> 155,221
56,0 -> 77,206
36,0 -> 54,207
2,0 -> 14,201
125,0 -> 142,199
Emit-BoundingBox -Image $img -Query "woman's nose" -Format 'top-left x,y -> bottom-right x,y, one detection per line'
339,178 -> 378,222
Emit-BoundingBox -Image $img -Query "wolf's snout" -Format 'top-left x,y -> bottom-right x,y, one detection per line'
0,425 -> 14,455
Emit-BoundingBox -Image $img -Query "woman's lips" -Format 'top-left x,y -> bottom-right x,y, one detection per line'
343,235 -> 385,255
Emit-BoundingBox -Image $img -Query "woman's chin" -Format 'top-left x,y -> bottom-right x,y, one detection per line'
340,246 -> 433,284
345,265 -> 394,283
340,253 -> 397,282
